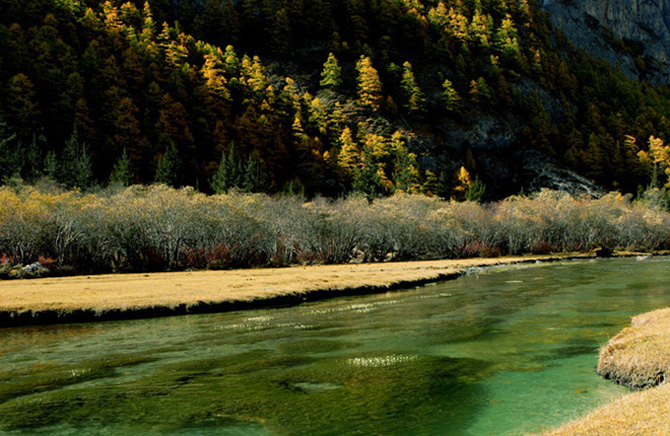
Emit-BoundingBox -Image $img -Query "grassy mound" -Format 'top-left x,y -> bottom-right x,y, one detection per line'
598,308 -> 670,389
538,308 -> 670,435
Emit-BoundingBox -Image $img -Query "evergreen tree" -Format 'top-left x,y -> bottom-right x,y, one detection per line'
356,55 -> 383,111
60,126 -> 93,189
353,160 -> 382,199
225,144 -> 243,189
469,77 -> 491,103
19,134 -> 43,182
44,150 -> 58,180
6,74 -> 42,139
437,171 -> 451,198
110,147 -> 134,186
400,61 -> 425,115
242,154 -> 267,193
211,144 -> 243,193
211,148 -> 231,194
442,79 -> 461,111
320,53 -> 343,90
465,176 -> 486,202
0,115 -> 19,182
154,140 -> 180,187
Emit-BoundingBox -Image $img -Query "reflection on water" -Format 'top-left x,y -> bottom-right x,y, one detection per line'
1,258 -> 670,436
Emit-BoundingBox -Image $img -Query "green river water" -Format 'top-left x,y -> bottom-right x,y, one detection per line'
1,257 -> 670,436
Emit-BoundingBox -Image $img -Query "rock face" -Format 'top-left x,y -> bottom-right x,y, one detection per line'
541,0 -> 670,83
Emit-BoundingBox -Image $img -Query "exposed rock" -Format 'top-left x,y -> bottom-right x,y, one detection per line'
541,0 -> 670,83
520,150 -> 606,198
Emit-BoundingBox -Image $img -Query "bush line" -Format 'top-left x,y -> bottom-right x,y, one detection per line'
1,184 -> 669,278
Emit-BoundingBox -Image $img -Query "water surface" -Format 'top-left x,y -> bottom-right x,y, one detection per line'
1,257 -> 670,435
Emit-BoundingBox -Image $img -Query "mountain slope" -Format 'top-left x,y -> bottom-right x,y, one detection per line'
1,0 -> 669,198
541,0 -> 670,83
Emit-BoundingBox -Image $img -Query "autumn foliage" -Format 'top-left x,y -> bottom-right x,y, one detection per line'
1,0 -> 670,198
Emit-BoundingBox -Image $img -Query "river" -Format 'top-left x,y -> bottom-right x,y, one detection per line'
1,257 -> 669,436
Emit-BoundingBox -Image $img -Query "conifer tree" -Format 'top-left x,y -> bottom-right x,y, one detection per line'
320,53 -> 343,90
423,170 -> 439,195
211,144 -> 243,193
353,158 -> 382,199
356,55 -> 383,111
211,149 -> 231,194
223,45 -> 240,76
155,140 -> 180,187
110,147 -> 134,186
43,150 -> 58,180
60,126 -> 93,189
442,79 -> 461,111
465,176 -> 486,202
337,127 -> 360,176
452,166 -> 472,200
6,74 -> 41,138
242,155 -> 267,193
0,115 -> 18,182
20,134 -> 43,182
469,77 -> 491,103
400,61 -> 425,115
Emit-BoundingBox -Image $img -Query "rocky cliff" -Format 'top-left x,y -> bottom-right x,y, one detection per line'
541,0 -> 670,83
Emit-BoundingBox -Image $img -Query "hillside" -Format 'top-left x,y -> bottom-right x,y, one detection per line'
1,0 -> 670,198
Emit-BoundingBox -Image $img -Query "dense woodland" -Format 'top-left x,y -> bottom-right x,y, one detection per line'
2,0 -> 670,198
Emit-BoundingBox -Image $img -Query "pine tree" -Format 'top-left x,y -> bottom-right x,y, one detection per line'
353,158 -> 382,199
110,147 -> 134,186
223,45 -> 240,76
60,126 -> 93,189
469,77 -> 491,103
211,149 -> 231,194
155,140 -> 180,187
356,55 -> 383,111
242,154 -> 267,192
44,150 -> 58,180
320,53 -> 342,90
19,134 -> 43,182
6,74 -> 41,138
452,166 -> 472,201
211,144 -> 243,193
465,176 -> 486,202
442,79 -> 460,111
337,127 -> 359,176
0,115 -> 18,182
400,61 -> 425,115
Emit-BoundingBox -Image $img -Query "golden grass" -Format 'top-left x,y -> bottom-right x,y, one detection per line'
598,308 -> 670,389
0,254 -> 584,321
537,308 -> 670,436
537,382 -> 670,436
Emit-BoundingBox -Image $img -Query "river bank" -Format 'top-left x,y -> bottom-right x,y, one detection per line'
539,308 -> 670,436
0,253 -> 598,328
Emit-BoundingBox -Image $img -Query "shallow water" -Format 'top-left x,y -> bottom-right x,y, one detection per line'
1,257 -> 670,436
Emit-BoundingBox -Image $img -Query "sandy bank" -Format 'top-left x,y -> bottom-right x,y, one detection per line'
538,308 -> 670,436
0,253 -> 589,328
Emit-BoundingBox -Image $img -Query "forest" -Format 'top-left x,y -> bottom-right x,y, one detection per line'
1,0 -> 670,199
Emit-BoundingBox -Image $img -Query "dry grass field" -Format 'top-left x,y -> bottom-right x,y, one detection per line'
0,254 -> 587,325
537,308 -> 670,436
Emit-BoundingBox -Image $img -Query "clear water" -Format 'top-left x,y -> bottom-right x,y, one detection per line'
1,257 -> 670,436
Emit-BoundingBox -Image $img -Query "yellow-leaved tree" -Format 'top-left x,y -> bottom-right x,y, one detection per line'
356,55 -> 383,111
